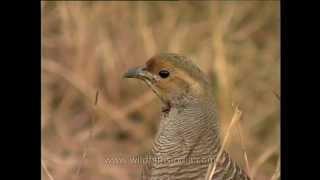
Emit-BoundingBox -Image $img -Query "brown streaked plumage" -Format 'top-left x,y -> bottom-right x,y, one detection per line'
124,53 -> 250,180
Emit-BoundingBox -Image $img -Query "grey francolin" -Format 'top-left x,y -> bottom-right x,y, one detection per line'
124,53 -> 250,180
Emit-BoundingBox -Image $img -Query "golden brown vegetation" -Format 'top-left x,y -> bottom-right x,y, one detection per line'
42,1 -> 280,180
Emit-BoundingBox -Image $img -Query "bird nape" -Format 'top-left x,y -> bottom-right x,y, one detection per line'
124,53 -> 250,180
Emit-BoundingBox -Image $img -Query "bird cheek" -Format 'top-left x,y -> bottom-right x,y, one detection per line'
153,83 -> 170,96
154,83 -> 168,94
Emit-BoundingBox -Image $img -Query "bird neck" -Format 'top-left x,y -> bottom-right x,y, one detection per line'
153,97 -> 221,161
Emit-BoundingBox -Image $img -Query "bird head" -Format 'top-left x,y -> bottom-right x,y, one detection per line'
124,53 -> 212,112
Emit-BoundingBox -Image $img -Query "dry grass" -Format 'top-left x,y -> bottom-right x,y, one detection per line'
42,1 -> 280,180
205,105 -> 244,180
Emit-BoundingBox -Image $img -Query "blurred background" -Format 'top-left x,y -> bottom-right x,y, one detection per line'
41,1 -> 280,180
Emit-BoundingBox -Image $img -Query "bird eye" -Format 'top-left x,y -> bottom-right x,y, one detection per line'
158,70 -> 170,79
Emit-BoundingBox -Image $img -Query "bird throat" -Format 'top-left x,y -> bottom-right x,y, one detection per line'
143,79 -> 173,114
154,100 -> 220,161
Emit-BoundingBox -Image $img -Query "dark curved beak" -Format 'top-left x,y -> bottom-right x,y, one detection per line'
123,66 -> 145,79
123,66 -> 156,83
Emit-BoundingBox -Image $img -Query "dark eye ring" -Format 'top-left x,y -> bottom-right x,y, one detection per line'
159,70 -> 170,79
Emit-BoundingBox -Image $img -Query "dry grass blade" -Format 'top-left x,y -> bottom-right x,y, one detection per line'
251,146 -> 278,179
94,89 -> 99,106
41,159 -> 55,180
74,90 -> 99,178
205,105 -> 243,180
237,122 -> 251,178
272,90 -> 280,101
270,156 -> 280,180
210,3 -> 235,124
137,2 -> 156,57
43,59 -> 153,140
